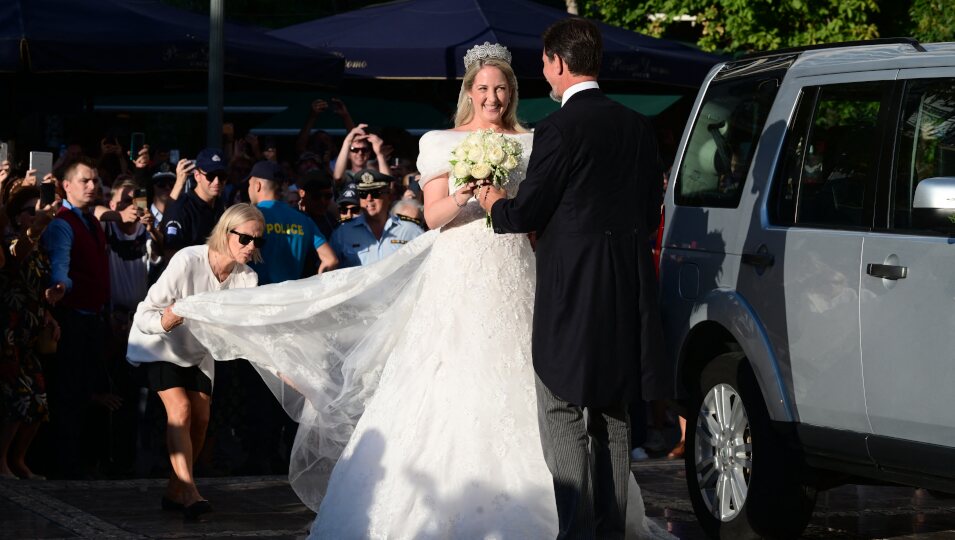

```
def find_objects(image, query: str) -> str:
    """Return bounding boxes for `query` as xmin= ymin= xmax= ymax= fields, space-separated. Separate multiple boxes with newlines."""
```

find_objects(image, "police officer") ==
xmin=159 ymin=148 xmax=226 ymax=261
xmin=336 ymin=183 xmax=361 ymax=224
xmin=247 ymin=160 xmax=338 ymax=283
xmin=330 ymin=168 xmax=424 ymax=268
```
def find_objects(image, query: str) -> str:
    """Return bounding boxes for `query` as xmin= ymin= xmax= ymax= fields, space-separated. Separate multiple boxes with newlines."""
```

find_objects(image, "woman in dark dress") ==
xmin=0 ymin=186 xmax=60 ymax=480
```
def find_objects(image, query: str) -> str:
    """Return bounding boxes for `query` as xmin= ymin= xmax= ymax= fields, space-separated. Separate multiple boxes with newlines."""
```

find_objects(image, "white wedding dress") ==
xmin=174 ymin=130 xmax=671 ymax=539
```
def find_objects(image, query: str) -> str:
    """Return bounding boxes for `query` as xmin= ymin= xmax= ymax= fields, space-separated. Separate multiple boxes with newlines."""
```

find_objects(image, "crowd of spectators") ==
xmin=0 ymin=99 xmax=428 ymax=481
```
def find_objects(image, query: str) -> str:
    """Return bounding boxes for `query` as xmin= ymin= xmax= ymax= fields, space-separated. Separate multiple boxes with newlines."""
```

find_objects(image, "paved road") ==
xmin=3 ymin=460 xmax=955 ymax=538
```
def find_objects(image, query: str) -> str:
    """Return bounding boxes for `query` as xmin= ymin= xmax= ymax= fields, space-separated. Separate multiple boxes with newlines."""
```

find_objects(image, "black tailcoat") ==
xmin=491 ymin=88 xmax=669 ymax=407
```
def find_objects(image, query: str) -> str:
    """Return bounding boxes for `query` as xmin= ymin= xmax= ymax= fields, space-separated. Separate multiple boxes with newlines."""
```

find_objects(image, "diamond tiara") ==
xmin=463 ymin=42 xmax=512 ymax=70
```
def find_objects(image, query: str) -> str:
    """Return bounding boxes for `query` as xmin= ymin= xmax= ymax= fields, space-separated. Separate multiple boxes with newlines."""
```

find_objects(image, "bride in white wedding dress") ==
xmin=174 ymin=44 xmax=670 ymax=540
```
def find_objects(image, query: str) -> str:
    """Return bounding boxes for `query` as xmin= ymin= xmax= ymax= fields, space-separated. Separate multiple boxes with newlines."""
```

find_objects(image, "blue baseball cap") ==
xmin=247 ymin=160 xmax=285 ymax=183
xmin=337 ymin=183 xmax=360 ymax=206
xmin=195 ymin=148 xmax=226 ymax=174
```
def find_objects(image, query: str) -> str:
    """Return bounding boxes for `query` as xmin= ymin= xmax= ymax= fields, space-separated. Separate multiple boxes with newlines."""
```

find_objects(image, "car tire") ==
xmin=686 ymin=351 xmax=816 ymax=539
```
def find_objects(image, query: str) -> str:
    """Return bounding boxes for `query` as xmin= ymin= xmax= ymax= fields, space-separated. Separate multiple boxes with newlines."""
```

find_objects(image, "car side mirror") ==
xmin=913 ymin=177 xmax=955 ymax=233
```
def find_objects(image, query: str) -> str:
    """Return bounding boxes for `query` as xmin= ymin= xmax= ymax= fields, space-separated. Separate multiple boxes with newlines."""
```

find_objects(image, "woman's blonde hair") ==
xmin=207 ymin=203 xmax=266 ymax=264
xmin=453 ymin=58 xmax=526 ymax=132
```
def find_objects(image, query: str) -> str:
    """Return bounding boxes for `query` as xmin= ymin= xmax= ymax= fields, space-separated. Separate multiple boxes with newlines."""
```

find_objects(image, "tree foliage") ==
xmin=582 ymin=0 xmax=881 ymax=53
xmin=909 ymin=0 xmax=955 ymax=42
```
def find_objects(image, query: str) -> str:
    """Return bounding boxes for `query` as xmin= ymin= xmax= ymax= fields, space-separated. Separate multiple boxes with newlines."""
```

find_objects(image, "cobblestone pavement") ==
xmin=2 ymin=460 xmax=955 ymax=539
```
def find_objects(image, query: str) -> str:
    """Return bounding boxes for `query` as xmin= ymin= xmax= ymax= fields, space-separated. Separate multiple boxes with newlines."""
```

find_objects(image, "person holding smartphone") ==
xmin=0 ymin=186 xmax=60 ymax=480
xmin=40 ymin=157 xmax=110 ymax=479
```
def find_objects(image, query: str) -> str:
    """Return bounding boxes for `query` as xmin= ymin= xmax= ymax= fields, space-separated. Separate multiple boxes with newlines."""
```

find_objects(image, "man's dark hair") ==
xmin=542 ymin=18 xmax=602 ymax=77
xmin=62 ymin=156 xmax=97 ymax=182
xmin=301 ymin=170 xmax=333 ymax=199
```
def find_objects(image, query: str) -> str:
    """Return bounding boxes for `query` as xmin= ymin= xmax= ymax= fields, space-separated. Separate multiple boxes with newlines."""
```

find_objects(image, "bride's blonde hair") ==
xmin=454 ymin=58 xmax=527 ymax=133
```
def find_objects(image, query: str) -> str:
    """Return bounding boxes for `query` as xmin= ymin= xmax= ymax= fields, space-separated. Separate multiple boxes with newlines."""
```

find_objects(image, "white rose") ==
xmin=466 ymin=132 xmax=483 ymax=146
xmin=453 ymin=145 xmax=468 ymax=160
xmin=470 ymin=162 xmax=492 ymax=179
xmin=467 ymin=145 xmax=485 ymax=162
xmin=503 ymin=155 xmax=518 ymax=170
xmin=452 ymin=161 xmax=472 ymax=180
xmin=486 ymin=144 xmax=506 ymax=165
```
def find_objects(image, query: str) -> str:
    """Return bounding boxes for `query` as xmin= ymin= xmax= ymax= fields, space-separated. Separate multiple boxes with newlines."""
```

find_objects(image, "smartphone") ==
xmin=130 ymin=132 xmax=145 ymax=159
xmin=29 ymin=151 xmax=54 ymax=181
xmin=0 ymin=142 xmax=8 ymax=163
xmin=40 ymin=182 xmax=56 ymax=205
xmin=133 ymin=188 xmax=148 ymax=211
xmin=169 ymin=148 xmax=180 ymax=165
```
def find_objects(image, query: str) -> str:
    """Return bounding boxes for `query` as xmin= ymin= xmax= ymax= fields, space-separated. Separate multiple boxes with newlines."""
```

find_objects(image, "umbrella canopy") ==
xmin=269 ymin=0 xmax=720 ymax=87
xmin=0 ymin=0 xmax=343 ymax=86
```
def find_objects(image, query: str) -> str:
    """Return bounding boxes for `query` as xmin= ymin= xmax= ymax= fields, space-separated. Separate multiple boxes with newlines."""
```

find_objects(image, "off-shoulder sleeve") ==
xmin=415 ymin=130 xmax=455 ymax=189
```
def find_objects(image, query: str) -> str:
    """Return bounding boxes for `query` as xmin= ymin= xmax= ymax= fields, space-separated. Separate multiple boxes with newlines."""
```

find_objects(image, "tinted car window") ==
xmin=891 ymin=78 xmax=955 ymax=233
xmin=771 ymin=82 xmax=889 ymax=228
xmin=675 ymin=75 xmax=780 ymax=208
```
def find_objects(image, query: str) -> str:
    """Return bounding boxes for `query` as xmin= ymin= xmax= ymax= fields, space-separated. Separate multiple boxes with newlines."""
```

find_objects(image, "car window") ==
xmin=891 ymin=78 xmax=955 ymax=233
xmin=771 ymin=82 xmax=889 ymax=228
xmin=675 ymin=75 xmax=780 ymax=208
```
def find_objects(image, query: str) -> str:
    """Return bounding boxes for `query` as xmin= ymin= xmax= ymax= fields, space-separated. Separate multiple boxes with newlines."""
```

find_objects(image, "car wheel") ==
xmin=686 ymin=351 xmax=815 ymax=539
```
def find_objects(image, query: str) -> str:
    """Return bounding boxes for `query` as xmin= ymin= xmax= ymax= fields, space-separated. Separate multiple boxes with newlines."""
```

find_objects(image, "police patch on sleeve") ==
xmin=165 ymin=220 xmax=182 ymax=237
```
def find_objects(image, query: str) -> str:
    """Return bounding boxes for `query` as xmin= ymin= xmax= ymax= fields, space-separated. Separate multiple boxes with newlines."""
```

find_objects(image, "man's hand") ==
xmin=311 ymin=99 xmax=329 ymax=116
xmin=366 ymin=134 xmax=384 ymax=154
xmin=175 ymin=158 xmax=195 ymax=183
xmin=44 ymin=283 xmax=66 ymax=305
xmin=0 ymin=160 xmax=11 ymax=188
xmin=330 ymin=98 xmax=349 ymax=117
xmin=132 ymin=144 xmax=150 ymax=169
xmin=478 ymin=184 xmax=506 ymax=212
xmin=23 ymin=168 xmax=38 ymax=186
xmin=92 ymin=393 xmax=123 ymax=412
xmin=346 ymin=123 xmax=368 ymax=144
xmin=120 ymin=204 xmax=141 ymax=224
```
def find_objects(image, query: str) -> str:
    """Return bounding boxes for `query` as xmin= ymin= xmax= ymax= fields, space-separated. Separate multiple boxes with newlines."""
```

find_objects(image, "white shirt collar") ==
xmin=561 ymin=81 xmax=600 ymax=107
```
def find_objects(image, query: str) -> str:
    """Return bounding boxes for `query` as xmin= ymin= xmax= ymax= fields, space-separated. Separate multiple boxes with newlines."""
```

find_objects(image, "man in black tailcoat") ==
xmin=479 ymin=17 xmax=669 ymax=539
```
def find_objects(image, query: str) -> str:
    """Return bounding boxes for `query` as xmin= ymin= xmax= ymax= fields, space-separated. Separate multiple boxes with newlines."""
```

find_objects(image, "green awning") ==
xmin=517 ymin=94 xmax=681 ymax=124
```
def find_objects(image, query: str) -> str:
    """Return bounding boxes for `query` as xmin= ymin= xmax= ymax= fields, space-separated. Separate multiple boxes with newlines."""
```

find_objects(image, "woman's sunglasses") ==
xmin=230 ymin=229 xmax=265 ymax=248
xmin=349 ymin=146 xmax=370 ymax=154
xmin=19 ymin=206 xmax=37 ymax=216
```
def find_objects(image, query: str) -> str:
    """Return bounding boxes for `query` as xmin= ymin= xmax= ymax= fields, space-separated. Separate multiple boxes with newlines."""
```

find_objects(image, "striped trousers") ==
xmin=535 ymin=374 xmax=631 ymax=540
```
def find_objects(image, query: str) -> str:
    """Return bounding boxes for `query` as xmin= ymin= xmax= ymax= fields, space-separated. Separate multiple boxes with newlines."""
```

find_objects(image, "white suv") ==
xmin=659 ymin=38 xmax=955 ymax=539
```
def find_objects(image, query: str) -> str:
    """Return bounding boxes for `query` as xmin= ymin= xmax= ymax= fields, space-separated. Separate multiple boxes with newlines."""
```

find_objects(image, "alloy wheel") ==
xmin=694 ymin=383 xmax=753 ymax=521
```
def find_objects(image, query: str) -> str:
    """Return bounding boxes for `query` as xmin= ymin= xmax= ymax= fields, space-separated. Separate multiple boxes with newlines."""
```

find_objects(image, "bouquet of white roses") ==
xmin=449 ymin=129 xmax=523 ymax=227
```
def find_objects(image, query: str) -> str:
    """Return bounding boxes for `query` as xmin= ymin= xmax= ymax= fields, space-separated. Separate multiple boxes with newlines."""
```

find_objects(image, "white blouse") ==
xmin=126 ymin=244 xmax=258 ymax=383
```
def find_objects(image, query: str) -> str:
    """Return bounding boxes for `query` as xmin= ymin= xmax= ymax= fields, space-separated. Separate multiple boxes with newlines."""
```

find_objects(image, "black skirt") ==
xmin=145 ymin=361 xmax=212 ymax=395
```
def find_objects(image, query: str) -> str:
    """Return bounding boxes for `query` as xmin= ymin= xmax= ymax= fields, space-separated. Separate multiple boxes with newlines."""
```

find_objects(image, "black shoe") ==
xmin=183 ymin=500 xmax=213 ymax=520
xmin=161 ymin=496 xmax=184 ymax=511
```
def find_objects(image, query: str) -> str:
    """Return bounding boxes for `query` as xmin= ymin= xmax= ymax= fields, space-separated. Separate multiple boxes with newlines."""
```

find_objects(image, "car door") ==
xmin=861 ymin=71 xmax=955 ymax=456
xmin=750 ymin=77 xmax=894 ymax=435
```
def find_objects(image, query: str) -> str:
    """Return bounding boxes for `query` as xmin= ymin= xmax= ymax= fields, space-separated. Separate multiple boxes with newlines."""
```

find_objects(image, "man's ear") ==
xmin=555 ymin=54 xmax=566 ymax=76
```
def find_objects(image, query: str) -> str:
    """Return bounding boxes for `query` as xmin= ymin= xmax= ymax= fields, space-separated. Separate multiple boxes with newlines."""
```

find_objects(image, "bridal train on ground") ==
xmin=174 ymin=130 xmax=670 ymax=539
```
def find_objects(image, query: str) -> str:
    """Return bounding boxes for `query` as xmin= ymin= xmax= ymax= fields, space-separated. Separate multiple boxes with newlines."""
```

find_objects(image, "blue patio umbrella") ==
xmin=0 ymin=0 xmax=343 ymax=86
xmin=269 ymin=0 xmax=721 ymax=87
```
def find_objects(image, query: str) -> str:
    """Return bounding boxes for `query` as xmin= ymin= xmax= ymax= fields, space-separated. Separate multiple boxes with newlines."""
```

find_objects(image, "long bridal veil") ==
xmin=174 ymin=229 xmax=440 ymax=511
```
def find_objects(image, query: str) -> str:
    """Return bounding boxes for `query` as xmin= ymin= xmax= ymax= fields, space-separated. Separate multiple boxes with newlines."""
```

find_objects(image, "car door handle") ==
xmin=741 ymin=252 xmax=774 ymax=269
xmin=866 ymin=263 xmax=907 ymax=280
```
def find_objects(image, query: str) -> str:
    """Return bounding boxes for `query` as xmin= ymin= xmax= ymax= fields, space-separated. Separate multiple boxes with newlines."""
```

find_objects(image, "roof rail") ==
xmin=736 ymin=37 xmax=926 ymax=61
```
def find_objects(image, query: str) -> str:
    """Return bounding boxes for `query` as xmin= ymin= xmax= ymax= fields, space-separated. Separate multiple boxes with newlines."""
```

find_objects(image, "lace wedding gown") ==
xmin=174 ymin=130 xmax=670 ymax=539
